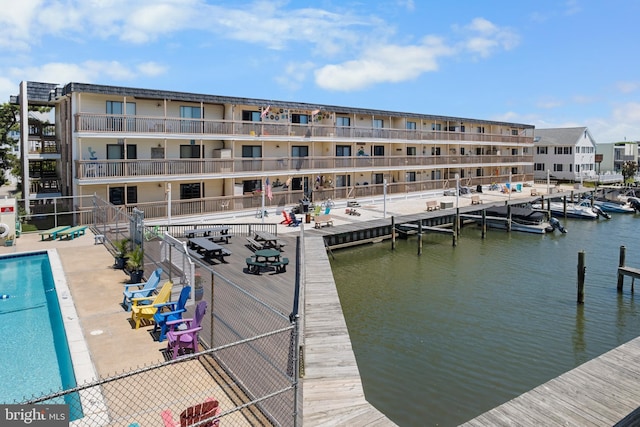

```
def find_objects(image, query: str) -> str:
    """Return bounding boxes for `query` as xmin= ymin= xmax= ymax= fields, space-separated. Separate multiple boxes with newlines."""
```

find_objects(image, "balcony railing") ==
xmin=76 ymin=155 xmax=534 ymax=180
xmin=29 ymin=140 xmax=60 ymax=155
xmin=75 ymin=113 xmax=532 ymax=144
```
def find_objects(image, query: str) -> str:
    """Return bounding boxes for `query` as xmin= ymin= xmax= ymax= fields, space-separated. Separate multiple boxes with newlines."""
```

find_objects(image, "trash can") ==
xmin=305 ymin=213 xmax=311 ymax=223
xmin=301 ymin=200 xmax=310 ymax=213
xmin=477 ymin=184 xmax=483 ymax=193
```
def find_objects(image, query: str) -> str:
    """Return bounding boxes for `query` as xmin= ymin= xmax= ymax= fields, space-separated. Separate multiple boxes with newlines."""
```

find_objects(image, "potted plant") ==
xmin=113 ymin=238 xmax=130 ymax=269
xmin=125 ymin=245 xmax=145 ymax=284
xmin=194 ymin=273 xmax=204 ymax=301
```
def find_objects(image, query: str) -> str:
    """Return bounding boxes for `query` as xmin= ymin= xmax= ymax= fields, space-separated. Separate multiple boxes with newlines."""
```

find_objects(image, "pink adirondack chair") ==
xmin=166 ymin=301 xmax=207 ymax=359
xmin=161 ymin=397 xmax=221 ymax=427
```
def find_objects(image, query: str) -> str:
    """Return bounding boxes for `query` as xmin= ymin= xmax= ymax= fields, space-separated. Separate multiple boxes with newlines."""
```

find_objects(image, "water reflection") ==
xmin=332 ymin=215 xmax=640 ymax=426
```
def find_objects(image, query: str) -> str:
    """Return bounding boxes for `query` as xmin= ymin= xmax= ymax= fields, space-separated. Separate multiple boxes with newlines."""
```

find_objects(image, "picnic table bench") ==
xmin=188 ymin=237 xmax=232 ymax=263
xmin=246 ymin=237 xmax=265 ymax=251
xmin=426 ymin=200 xmax=440 ymax=211
xmin=58 ymin=225 xmax=88 ymax=240
xmin=245 ymin=250 xmax=289 ymax=274
xmin=184 ymin=226 xmax=231 ymax=239
xmin=314 ymin=214 xmax=334 ymax=228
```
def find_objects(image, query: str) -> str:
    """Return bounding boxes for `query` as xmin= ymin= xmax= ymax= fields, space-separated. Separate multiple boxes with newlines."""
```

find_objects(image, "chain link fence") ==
xmin=19 ymin=195 xmax=301 ymax=426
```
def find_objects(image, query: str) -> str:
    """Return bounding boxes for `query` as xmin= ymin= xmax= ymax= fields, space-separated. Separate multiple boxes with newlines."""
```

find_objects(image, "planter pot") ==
xmin=129 ymin=270 xmax=144 ymax=284
xmin=194 ymin=286 xmax=204 ymax=301
xmin=114 ymin=256 xmax=128 ymax=270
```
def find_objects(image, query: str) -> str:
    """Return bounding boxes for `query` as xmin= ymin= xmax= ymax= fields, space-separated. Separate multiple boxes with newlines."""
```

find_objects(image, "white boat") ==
xmin=532 ymin=199 xmax=602 ymax=220
xmin=592 ymin=198 xmax=636 ymax=213
xmin=482 ymin=206 xmax=566 ymax=234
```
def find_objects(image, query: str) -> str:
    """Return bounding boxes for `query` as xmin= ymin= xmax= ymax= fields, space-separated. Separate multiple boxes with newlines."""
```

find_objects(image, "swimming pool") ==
xmin=0 ymin=251 xmax=93 ymax=420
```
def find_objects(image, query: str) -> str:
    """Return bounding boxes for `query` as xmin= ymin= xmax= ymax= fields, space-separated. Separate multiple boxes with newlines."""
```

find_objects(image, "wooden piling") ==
xmin=391 ymin=216 xmax=396 ymax=250
xmin=617 ymin=245 xmax=626 ymax=292
xmin=452 ymin=214 xmax=458 ymax=247
xmin=506 ymin=204 xmax=512 ymax=232
xmin=481 ymin=209 xmax=486 ymax=239
xmin=418 ymin=222 xmax=423 ymax=255
xmin=577 ymin=251 xmax=585 ymax=304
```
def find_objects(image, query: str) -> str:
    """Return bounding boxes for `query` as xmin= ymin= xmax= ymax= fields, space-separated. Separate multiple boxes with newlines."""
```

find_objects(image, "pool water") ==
xmin=0 ymin=252 xmax=80 ymax=417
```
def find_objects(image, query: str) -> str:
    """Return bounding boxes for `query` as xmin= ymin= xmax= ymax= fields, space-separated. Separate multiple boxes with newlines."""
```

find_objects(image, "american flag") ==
xmin=261 ymin=105 xmax=270 ymax=119
xmin=265 ymin=177 xmax=273 ymax=201
xmin=311 ymin=109 xmax=320 ymax=116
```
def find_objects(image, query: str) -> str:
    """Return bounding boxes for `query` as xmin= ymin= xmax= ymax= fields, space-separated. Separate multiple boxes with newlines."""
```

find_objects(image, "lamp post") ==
xmin=383 ymin=178 xmax=388 ymax=218
xmin=455 ymin=173 xmax=460 ymax=234
xmin=166 ymin=182 xmax=172 ymax=225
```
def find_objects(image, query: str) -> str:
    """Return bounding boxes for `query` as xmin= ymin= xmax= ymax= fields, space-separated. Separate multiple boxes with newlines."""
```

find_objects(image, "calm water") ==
xmin=330 ymin=214 xmax=640 ymax=427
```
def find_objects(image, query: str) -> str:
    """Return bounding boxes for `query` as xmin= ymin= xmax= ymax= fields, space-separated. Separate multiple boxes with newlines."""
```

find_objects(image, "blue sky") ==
xmin=1 ymin=0 xmax=639 ymax=144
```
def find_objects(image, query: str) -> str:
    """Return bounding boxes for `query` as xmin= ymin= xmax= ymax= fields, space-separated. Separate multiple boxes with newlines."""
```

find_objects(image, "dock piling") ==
xmin=577 ymin=251 xmax=585 ymax=304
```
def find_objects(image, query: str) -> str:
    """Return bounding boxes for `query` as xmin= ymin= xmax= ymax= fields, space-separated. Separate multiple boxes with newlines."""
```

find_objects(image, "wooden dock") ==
xmin=461 ymin=336 xmax=640 ymax=426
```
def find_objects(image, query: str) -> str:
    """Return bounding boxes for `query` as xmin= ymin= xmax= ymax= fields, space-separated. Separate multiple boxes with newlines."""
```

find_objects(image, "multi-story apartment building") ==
xmin=532 ymin=127 xmax=597 ymax=182
xmin=13 ymin=81 xmax=534 ymax=219
xmin=596 ymin=141 xmax=639 ymax=174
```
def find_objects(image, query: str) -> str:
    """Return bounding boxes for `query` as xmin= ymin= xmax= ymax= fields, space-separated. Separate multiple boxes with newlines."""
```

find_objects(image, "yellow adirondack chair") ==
xmin=131 ymin=281 xmax=173 ymax=329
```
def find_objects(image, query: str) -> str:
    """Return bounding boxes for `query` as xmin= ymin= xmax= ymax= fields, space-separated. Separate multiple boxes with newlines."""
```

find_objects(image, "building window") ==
xmin=292 ymin=146 xmax=309 ymax=157
xmin=107 ymin=144 xmax=137 ymax=159
xmin=432 ymin=123 xmax=442 ymax=131
xmin=432 ymin=147 xmax=441 ymax=156
xmin=511 ymin=148 xmax=518 ymax=155
xmin=292 ymin=114 xmax=309 ymax=124
xmin=374 ymin=173 xmax=384 ymax=184
xmin=537 ymin=146 xmax=548 ymax=155
xmin=373 ymin=119 xmax=383 ymax=128
xmin=511 ymin=129 xmax=518 ymax=135
xmin=406 ymin=172 xmax=416 ymax=182
xmin=373 ymin=145 xmax=385 ymax=156
xmin=335 ymin=175 xmax=350 ymax=187
xmin=406 ymin=121 xmax=416 ymax=130
xmin=106 ymin=101 xmax=136 ymax=131
xmin=242 ymin=110 xmax=261 ymax=121
xmin=431 ymin=170 xmax=441 ymax=180
xmin=242 ymin=180 xmax=261 ymax=193
xmin=180 ymin=183 xmax=202 ymax=199
xmin=180 ymin=144 xmax=201 ymax=158
xmin=477 ymin=126 xmax=485 ymax=133
xmin=242 ymin=145 xmax=262 ymax=158
xmin=407 ymin=147 xmax=416 ymax=156
xmin=476 ymin=168 xmax=484 ymax=177
xmin=336 ymin=117 xmax=350 ymax=127
xmin=554 ymin=164 xmax=563 ymax=172
xmin=180 ymin=106 xmax=202 ymax=132
xmin=534 ymin=163 xmax=545 ymax=171
xmin=109 ymin=186 xmax=137 ymax=205
xmin=336 ymin=145 xmax=351 ymax=156
xmin=511 ymin=167 xmax=518 ymax=175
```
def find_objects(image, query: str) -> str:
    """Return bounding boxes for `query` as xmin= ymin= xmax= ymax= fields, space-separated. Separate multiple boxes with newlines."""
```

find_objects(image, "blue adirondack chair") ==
xmin=122 ymin=268 xmax=163 ymax=311
xmin=153 ymin=285 xmax=192 ymax=342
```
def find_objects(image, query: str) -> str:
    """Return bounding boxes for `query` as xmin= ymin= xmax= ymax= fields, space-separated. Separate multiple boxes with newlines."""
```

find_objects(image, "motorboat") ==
xmin=592 ymin=198 xmax=636 ymax=213
xmin=532 ymin=199 xmax=606 ymax=220
xmin=481 ymin=205 xmax=566 ymax=234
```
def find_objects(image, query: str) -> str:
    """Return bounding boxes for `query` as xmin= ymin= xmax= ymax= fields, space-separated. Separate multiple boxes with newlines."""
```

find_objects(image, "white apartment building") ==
xmin=532 ymin=127 xmax=597 ymax=182
xmin=13 ymin=81 xmax=535 ymax=220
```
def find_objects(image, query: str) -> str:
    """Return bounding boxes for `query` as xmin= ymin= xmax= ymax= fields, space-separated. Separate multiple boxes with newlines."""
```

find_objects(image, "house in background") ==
xmin=596 ymin=141 xmax=639 ymax=174
xmin=532 ymin=127 xmax=597 ymax=182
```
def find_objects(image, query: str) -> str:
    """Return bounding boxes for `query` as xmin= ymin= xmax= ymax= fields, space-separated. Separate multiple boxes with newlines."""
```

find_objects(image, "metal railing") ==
xmin=76 ymin=154 xmax=535 ymax=179
xmin=75 ymin=113 xmax=533 ymax=145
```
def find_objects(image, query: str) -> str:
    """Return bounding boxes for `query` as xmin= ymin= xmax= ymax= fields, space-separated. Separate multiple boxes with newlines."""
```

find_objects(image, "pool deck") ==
xmin=4 ymin=184 xmax=640 ymax=425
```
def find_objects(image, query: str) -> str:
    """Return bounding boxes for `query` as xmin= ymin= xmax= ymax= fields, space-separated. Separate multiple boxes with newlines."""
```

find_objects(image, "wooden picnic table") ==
xmin=253 ymin=231 xmax=285 ymax=250
xmin=188 ymin=237 xmax=232 ymax=263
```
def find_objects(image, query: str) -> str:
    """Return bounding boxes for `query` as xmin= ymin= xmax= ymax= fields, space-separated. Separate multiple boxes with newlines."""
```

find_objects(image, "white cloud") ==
xmin=314 ymin=37 xmax=454 ymax=91
xmin=275 ymin=61 xmax=316 ymax=91
xmin=616 ymin=81 xmax=640 ymax=94
xmin=458 ymin=18 xmax=519 ymax=57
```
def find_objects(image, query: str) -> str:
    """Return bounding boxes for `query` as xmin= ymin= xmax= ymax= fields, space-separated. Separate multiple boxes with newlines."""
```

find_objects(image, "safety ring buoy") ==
xmin=0 ymin=223 xmax=9 ymax=238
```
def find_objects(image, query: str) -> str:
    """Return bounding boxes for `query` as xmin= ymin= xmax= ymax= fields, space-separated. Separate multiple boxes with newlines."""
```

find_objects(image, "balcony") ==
xmin=76 ymin=154 xmax=534 ymax=180
xmin=29 ymin=140 xmax=60 ymax=155
xmin=74 ymin=113 xmax=533 ymax=145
